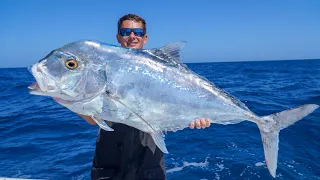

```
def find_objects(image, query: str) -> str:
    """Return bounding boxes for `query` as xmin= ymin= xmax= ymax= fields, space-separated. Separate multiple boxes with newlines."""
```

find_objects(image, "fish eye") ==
xmin=65 ymin=59 xmax=78 ymax=70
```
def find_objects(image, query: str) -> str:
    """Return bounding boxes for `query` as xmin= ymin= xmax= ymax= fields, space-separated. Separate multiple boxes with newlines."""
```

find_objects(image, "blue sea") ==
xmin=0 ymin=59 xmax=319 ymax=180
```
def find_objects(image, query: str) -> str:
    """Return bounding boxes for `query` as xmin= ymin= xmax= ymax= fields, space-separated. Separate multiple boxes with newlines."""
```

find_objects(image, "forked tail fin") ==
xmin=257 ymin=104 xmax=319 ymax=178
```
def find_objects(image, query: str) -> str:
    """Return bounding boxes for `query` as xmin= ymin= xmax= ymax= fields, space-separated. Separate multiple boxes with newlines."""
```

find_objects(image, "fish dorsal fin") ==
xmin=144 ymin=41 xmax=187 ymax=67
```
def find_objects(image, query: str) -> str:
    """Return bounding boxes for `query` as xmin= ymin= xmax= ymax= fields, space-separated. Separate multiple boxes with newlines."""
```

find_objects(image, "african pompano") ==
xmin=28 ymin=40 xmax=318 ymax=178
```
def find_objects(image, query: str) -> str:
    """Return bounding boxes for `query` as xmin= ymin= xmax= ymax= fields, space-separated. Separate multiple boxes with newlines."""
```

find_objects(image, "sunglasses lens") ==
xmin=133 ymin=29 xmax=144 ymax=37
xmin=119 ymin=28 xmax=145 ymax=37
xmin=120 ymin=28 xmax=131 ymax=36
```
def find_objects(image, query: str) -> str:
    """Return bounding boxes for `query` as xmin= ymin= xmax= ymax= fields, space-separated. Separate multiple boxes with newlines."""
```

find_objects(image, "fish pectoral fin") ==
xmin=92 ymin=116 xmax=114 ymax=131
xmin=101 ymin=95 xmax=118 ymax=120
xmin=151 ymin=132 xmax=168 ymax=154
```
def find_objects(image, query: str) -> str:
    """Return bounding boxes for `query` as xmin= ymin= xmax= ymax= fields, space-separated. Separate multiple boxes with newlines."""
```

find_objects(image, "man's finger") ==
xmin=200 ymin=118 xmax=206 ymax=129
xmin=195 ymin=119 xmax=201 ymax=129
xmin=205 ymin=119 xmax=211 ymax=127
xmin=189 ymin=122 xmax=195 ymax=129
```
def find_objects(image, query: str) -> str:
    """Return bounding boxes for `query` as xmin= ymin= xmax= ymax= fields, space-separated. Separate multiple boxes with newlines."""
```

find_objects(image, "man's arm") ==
xmin=78 ymin=114 xmax=97 ymax=125
xmin=79 ymin=114 xmax=211 ymax=129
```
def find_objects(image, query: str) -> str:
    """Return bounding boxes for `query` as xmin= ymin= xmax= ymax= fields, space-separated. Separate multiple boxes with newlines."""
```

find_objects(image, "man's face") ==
xmin=116 ymin=20 xmax=148 ymax=49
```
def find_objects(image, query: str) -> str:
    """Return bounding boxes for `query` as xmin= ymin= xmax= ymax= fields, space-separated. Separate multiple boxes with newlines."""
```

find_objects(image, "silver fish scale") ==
xmin=104 ymin=53 xmax=250 ymax=133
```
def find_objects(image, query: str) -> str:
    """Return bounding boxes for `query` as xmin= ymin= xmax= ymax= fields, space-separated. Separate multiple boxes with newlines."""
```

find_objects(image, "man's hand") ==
xmin=189 ymin=118 xmax=211 ymax=129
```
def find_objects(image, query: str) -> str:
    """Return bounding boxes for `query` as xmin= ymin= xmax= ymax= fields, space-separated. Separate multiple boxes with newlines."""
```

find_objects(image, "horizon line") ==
xmin=0 ymin=58 xmax=319 ymax=69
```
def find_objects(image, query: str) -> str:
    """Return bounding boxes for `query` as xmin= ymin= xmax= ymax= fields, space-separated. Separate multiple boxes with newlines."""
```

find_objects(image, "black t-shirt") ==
xmin=90 ymin=123 xmax=166 ymax=180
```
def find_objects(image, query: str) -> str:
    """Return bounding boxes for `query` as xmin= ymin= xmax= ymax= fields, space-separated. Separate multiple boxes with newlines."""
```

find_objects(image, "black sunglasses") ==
xmin=119 ymin=28 xmax=145 ymax=37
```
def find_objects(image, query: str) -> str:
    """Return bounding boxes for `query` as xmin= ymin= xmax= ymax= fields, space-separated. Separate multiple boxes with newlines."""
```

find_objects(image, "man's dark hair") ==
xmin=117 ymin=14 xmax=147 ymax=34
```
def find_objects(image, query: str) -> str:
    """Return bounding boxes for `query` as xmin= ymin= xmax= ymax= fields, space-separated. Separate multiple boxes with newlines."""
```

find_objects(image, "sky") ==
xmin=0 ymin=0 xmax=319 ymax=68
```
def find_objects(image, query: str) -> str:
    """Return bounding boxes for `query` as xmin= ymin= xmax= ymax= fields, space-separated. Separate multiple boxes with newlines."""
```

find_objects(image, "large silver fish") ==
xmin=28 ymin=40 xmax=318 ymax=178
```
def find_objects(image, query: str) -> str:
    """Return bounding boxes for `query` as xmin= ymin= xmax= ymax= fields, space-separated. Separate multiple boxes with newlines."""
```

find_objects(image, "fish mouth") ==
xmin=28 ymin=82 xmax=40 ymax=90
xmin=28 ymin=81 xmax=56 ymax=91
xmin=28 ymin=82 xmax=47 ymax=96
xmin=28 ymin=82 xmax=74 ymax=105
xmin=28 ymin=65 xmax=42 ymax=94
xmin=28 ymin=63 xmax=58 ymax=94
xmin=28 ymin=81 xmax=56 ymax=95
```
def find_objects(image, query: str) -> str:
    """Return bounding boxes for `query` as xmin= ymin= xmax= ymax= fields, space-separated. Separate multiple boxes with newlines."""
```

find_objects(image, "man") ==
xmin=81 ymin=14 xmax=211 ymax=180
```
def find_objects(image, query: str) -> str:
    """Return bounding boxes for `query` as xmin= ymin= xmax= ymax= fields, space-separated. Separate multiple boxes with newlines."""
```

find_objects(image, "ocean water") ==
xmin=0 ymin=59 xmax=319 ymax=180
